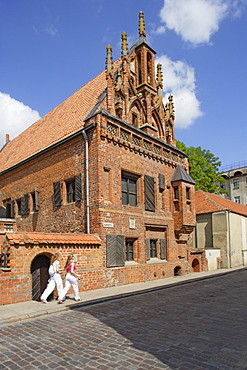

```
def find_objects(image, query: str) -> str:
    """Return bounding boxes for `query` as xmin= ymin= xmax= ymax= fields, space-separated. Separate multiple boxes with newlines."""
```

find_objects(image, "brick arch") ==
xmin=174 ymin=265 xmax=182 ymax=276
xmin=192 ymin=258 xmax=200 ymax=272
xmin=128 ymin=99 xmax=145 ymax=127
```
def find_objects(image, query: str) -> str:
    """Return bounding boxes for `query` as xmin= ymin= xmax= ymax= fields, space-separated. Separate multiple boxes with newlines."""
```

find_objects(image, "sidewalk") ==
xmin=0 ymin=266 xmax=246 ymax=326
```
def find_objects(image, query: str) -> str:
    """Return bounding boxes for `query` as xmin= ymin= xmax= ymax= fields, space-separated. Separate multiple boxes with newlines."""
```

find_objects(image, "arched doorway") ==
xmin=174 ymin=266 xmax=181 ymax=276
xmin=31 ymin=254 xmax=51 ymax=301
xmin=192 ymin=258 xmax=200 ymax=272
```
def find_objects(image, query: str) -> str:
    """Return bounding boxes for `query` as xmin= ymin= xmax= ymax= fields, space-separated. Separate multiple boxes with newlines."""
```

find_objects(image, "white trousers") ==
xmin=40 ymin=273 xmax=63 ymax=301
xmin=59 ymin=273 xmax=80 ymax=300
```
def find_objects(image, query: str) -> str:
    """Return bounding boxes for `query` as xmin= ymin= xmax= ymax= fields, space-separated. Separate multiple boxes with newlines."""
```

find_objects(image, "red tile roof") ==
xmin=0 ymin=59 xmax=121 ymax=173
xmin=5 ymin=232 xmax=101 ymax=246
xmin=195 ymin=190 xmax=247 ymax=217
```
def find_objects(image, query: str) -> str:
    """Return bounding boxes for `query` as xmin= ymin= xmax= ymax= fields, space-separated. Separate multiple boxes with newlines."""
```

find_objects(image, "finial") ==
xmin=106 ymin=45 xmax=113 ymax=74
xmin=168 ymin=94 xmax=175 ymax=116
xmin=121 ymin=32 xmax=128 ymax=58
xmin=156 ymin=63 xmax=163 ymax=89
xmin=139 ymin=11 xmax=146 ymax=37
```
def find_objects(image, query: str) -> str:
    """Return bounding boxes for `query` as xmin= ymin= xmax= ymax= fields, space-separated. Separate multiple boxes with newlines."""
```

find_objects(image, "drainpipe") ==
xmin=82 ymin=122 xmax=96 ymax=234
xmin=228 ymin=210 xmax=232 ymax=268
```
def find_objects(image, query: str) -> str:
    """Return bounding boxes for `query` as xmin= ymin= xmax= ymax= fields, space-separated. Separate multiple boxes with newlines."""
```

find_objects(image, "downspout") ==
xmin=228 ymin=210 xmax=232 ymax=268
xmin=82 ymin=122 xmax=96 ymax=234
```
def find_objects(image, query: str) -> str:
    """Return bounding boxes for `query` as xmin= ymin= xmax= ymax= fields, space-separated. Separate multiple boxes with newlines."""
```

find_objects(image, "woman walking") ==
xmin=40 ymin=253 xmax=63 ymax=303
xmin=58 ymin=254 xmax=81 ymax=303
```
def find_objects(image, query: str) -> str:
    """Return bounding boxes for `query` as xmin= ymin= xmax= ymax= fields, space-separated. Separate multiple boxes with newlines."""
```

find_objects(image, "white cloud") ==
xmin=159 ymin=0 xmax=230 ymax=45
xmin=156 ymin=55 xmax=203 ymax=128
xmin=0 ymin=93 xmax=40 ymax=150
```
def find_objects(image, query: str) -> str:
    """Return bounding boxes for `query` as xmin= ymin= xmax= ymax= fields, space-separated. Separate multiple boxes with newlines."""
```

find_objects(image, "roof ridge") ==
xmin=198 ymin=189 xmax=225 ymax=211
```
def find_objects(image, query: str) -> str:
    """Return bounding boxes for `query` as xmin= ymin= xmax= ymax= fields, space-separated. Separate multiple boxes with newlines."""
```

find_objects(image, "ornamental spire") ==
xmin=156 ymin=63 xmax=163 ymax=89
xmin=139 ymin=11 xmax=146 ymax=37
xmin=105 ymin=44 xmax=113 ymax=76
xmin=121 ymin=32 xmax=128 ymax=58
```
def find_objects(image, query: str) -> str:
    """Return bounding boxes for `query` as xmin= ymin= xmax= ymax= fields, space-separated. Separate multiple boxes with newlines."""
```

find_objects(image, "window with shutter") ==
xmin=144 ymin=175 xmax=155 ymax=211
xmin=106 ymin=235 xmax=125 ymax=267
xmin=21 ymin=194 xmax=29 ymax=215
xmin=122 ymin=174 xmax=137 ymax=207
xmin=158 ymin=173 xmax=165 ymax=190
xmin=146 ymin=238 xmax=150 ymax=261
xmin=160 ymin=238 xmax=167 ymax=259
xmin=53 ymin=181 xmax=62 ymax=207
xmin=75 ymin=173 xmax=82 ymax=201
xmin=31 ymin=189 xmax=39 ymax=212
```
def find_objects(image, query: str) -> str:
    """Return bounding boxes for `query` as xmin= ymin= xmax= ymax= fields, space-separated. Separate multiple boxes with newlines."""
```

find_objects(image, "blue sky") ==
xmin=1 ymin=0 xmax=247 ymax=169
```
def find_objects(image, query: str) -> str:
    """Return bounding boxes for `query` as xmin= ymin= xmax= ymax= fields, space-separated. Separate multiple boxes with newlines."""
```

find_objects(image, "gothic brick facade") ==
xmin=0 ymin=12 xmax=207 ymax=305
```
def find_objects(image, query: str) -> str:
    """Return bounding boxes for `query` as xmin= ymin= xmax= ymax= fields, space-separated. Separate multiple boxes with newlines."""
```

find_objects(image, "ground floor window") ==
xmin=125 ymin=239 xmax=134 ymax=261
xmin=150 ymin=239 xmax=157 ymax=258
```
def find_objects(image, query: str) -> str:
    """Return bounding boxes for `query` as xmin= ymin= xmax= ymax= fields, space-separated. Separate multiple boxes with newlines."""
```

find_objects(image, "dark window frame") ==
xmin=122 ymin=173 xmax=138 ymax=207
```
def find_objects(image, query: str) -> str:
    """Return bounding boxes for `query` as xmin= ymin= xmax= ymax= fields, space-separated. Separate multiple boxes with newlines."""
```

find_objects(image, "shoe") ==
xmin=41 ymin=299 xmax=47 ymax=304
xmin=58 ymin=300 xmax=63 ymax=304
xmin=75 ymin=298 xmax=81 ymax=301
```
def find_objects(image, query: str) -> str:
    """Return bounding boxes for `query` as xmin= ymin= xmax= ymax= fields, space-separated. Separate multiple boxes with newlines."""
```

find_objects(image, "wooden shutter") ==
xmin=10 ymin=200 xmax=15 ymax=218
xmin=144 ymin=175 xmax=155 ymax=211
xmin=159 ymin=173 xmax=165 ymax=190
xmin=53 ymin=181 xmax=61 ymax=207
xmin=21 ymin=194 xmax=29 ymax=215
xmin=35 ymin=188 xmax=39 ymax=211
xmin=106 ymin=235 xmax=125 ymax=267
xmin=75 ymin=173 xmax=82 ymax=201
xmin=160 ymin=238 xmax=167 ymax=259
xmin=146 ymin=238 xmax=150 ymax=261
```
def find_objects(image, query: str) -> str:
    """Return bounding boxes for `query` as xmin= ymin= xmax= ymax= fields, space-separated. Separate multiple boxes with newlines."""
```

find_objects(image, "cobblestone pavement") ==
xmin=1 ymin=269 xmax=247 ymax=370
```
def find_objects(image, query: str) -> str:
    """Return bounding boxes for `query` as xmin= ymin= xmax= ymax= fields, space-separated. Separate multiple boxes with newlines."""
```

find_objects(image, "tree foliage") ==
xmin=176 ymin=140 xmax=225 ymax=193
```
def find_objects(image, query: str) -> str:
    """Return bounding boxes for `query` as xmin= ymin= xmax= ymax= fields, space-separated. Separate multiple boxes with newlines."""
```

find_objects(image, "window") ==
xmin=186 ymin=187 xmax=190 ymax=200
xmin=122 ymin=175 xmax=137 ymax=207
xmin=174 ymin=186 xmax=179 ymax=199
xmin=233 ymin=178 xmax=239 ymax=189
xmin=234 ymin=196 xmax=240 ymax=204
xmin=3 ymin=200 xmax=14 ymax=218
xmin=16 ymin=199 xmax=22 ymax=215
xmin=31 ymin=189 xmax=39 ymax=212
xmin=150 ymin=239 xmax=157 ymax=258
xmin=125 ymin=240 xmax=134 ymax=261
xmin=66 ymin=179 xmax=75 ymax=203
xmin=132 ymin=113 xmax=138 ymax=126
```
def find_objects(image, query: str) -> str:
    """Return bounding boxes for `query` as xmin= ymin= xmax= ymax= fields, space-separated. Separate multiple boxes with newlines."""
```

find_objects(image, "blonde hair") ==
xmin=64 ymin=254 xmax=74 ymax=269
xmin=50 ymin=253 xmax=59 ymax=265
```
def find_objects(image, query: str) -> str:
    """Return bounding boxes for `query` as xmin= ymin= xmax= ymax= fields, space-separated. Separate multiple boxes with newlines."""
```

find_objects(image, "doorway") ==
xmin=192 ymin=258 xmax=200 ymax=272
xmin=31 ymin=254 xmax=51 ymax=301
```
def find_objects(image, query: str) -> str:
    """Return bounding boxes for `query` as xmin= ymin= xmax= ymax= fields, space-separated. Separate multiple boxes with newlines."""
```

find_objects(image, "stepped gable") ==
xmin=0 ymin=60 xmax=121 ymax=174
xmin=195 ymin=189 xmax=247 ymax=217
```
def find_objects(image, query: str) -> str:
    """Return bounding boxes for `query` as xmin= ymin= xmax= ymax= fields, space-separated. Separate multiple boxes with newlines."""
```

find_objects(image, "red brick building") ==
xmin=0 ymin=12 xmax=206 ymax=305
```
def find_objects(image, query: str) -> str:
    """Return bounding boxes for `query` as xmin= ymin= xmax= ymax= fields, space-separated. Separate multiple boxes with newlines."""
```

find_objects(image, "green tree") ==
xmin=176 ymin=140 xmax=225 ymax=193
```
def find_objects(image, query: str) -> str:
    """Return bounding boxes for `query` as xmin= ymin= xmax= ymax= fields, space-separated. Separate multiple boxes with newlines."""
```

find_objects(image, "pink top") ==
xmin=67 ymin=261 xmax=76 ymax=273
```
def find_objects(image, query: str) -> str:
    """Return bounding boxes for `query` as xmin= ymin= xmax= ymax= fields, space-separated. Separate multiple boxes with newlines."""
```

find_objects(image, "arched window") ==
xmin=147 ymin=52 xmax=152 ymax=84
xmin=137 ymin=53 xmax=142 ymax=85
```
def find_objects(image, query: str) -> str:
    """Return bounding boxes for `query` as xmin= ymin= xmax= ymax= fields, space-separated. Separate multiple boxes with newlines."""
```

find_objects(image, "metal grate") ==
xmin=0 ymin=253 xmax=8 ymax=268
xmin=132 ymin=135 xmax=141 ymax=147
xmin=107 ymin=122 xmax=118 ymax=136
xmin=120 ymin=129 xmax=130 ymax=142
xmin=143 ymin=140 xmax=151 ymax=151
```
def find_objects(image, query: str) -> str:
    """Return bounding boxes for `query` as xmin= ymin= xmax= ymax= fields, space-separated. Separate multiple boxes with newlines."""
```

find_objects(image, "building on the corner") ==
xmin=195 ymin=190 xmax=247 ymax=270
xmin=220 ymin=162 xmax=247 ymax=206
xmin=0 ymin=12 xmax=207 ymax=305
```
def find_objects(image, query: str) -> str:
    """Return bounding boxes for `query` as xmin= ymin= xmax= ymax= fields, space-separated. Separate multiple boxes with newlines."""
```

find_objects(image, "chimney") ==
xmin=6 ymin=134 xmax=9 ymax=143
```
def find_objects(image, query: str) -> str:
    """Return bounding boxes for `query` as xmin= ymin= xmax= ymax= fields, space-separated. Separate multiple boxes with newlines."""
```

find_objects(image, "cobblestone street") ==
xmin=1 ymin=269 xmax=247 ymax=370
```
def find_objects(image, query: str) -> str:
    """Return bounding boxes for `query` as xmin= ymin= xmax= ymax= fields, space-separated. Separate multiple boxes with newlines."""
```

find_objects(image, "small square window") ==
xmin=234 ymin=196 xmax=240 ymax=204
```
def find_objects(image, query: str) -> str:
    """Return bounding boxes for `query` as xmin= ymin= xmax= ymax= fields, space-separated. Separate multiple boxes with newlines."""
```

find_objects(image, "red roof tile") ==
xmin=0 ymin=59 xmax=121 ymax=173
xmin=5 ymin=232 xmax=101 ymax=246
xmin=195 ymin=190 xmax=247 ymax=217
